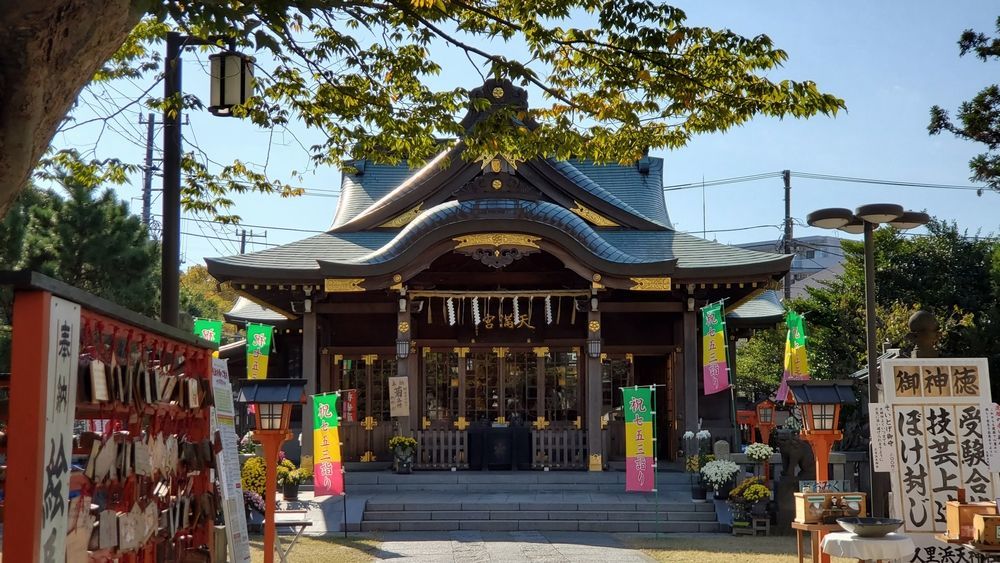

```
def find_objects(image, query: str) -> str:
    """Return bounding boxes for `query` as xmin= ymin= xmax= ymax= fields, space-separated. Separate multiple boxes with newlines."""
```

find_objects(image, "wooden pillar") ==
xmin=682 ymin=309 xmax=699 ymax=434
xmin=727 ymin=336 xmax=740 ymax=450
xmin=301 ymin=310 xmax=318 ymax=457
xmin=533 ymin=347 xmax=547 ymax=422
xmin=4 ymin=291 xmax=49 ymax=563
xmin=456 ymin=347 xmax=468 ymax=421
xmin=398 ymin=296 xmax=416 ymax=434
xmin=587 ymin=302 xmax=603 ymax=470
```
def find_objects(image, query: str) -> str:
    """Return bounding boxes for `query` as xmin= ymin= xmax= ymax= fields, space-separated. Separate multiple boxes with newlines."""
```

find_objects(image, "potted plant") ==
xmin=682 ymin=429 xmax=715 ymax=501
xmin=701 ymin=459 xmax=740 ymax=500
xmin=389 ymin=435 xmax=418 ymax=474
xmin=243 ymin=489 xmax=266 ymax=532
xmin=745 ymin=442 xmax=774 ymax=477
xmin=277 ymin=457 xmax=304 ymax=500
xmin=238 ymin=431 xmax=257 ymax=467
xmin=728 ymin=476 xmax=771 ymax=527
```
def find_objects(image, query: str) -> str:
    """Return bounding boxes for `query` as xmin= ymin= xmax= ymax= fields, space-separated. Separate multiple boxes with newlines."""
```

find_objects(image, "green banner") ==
xmin=787 ymin=310 xmax=807 ymax=347
xmin=313 ymin=393 xmax=341 ymax=429
xmin=246 ymin=323 xmax=273 ymax=380
xmin=193 ymin=318 xmax=223 ymax=345
xmin=622 ymin=387 xmax=652 ymax=423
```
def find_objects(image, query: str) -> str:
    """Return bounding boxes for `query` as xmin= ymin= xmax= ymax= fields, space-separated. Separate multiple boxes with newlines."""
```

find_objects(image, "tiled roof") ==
xmin=599 ymin=231 xmax=788 ymax=270
xmin=352 ymin=199 xmax=644 ymax=265
xmin=224 ymin=296 xmax=292 ymax=323
xmin=567 ymin=158 xmax=672 ymax=228
xmin=727 ymin=290 xmax=785 ymax=323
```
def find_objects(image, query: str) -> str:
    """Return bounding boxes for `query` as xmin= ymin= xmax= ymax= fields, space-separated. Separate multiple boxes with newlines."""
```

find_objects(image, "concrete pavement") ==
xmin=371 ymin=531 xmax=655 ymax=562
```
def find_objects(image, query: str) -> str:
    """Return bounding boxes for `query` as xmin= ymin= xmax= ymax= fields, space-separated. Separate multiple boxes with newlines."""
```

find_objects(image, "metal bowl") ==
xmin=837 ymin=517 xmax=904 ymax=538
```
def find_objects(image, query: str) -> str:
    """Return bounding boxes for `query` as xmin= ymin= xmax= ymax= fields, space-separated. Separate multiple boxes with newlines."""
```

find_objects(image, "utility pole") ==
xmin=139 ymin=113 xmax=157 ymax=229
xmin=782 ymin=169 xmax=793 ymax=301
xmin=239 ymin=229 xmax=266 ymax=254
xmin=161 ymin=32 xmax=184 ymax=327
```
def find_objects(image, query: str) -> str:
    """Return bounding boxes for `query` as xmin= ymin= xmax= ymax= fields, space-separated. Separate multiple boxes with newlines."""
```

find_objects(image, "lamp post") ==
xmin=755 ymin=399 xmax=776 ymax=445
xmin=161 ymin=32 xmax=254 ymax=326
xmin=238 ymin=379 xmax=306 ymax=563
xmin=806 ymin=204 xmax=929 ymax=513
xmin=786 ymin=380 xmax=857 ymax=482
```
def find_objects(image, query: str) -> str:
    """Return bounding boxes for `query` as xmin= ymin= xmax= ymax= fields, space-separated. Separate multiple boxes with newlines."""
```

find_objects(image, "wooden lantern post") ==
xmin=239 ymin=379 xmax=307 ymax=563
xmin=755 ymin=399 xmax=776 ymax=445
xmin=786 ymin=380 xmax=857 ymax=482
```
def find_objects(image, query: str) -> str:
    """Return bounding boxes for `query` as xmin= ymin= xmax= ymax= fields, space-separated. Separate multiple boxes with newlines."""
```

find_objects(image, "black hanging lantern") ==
xmin=208 ymin=51 xmax=255 ymax=116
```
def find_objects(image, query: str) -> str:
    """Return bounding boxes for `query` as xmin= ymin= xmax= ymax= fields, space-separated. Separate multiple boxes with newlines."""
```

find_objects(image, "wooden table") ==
xmin=791 ymin=522 xmax=843 ymax=563
xmin=273 ymin=509 xmax=313 ymax=563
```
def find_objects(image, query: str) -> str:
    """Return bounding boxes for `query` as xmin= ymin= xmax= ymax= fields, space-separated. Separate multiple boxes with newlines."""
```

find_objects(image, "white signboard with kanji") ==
xmin=881 ymin=358 xmax=996 ymax=535
xmin=42 ymin=297 xmax=80 ymax=563
xmin=388 ymin=376 xmax=410 ymax=417
xmin=870 ymin=403 xmax=897 ymax=473
xmin=211 ymin=359 xmax=251 ymax=563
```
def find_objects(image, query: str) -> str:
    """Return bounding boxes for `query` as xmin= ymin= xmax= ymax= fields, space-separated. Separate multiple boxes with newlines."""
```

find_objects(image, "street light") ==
xmin=238 ymin=379 xmax=307 ymax=563
xmin=806 ymin=203 xmax=929 ymax=513
xmin=161 ymin=32 xmax=255 ymax=327
xmin=755 ymin=399 xmax=776 ymax=445
xmin=786 ymin=380 xmax=857 ymax=482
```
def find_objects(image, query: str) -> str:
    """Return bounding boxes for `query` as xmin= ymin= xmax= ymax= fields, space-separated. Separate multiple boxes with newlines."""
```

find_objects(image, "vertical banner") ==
xmin=775 ymin=311 xmax=811 ymax=402
xmin=210 ymin=359 xmax=251 ymax=563
xmin=343 ymin=389 xmax=359 ymax=423
xmin=246 ymin=323 xmax=273 ymax=380
xmin=388 ymin=376 xmax=410 ymax=417
xmin=623 ymin=386 xmax=655 ymax=492
xmin=313 ymin=393 xmax=345 ymax=496
xmin=880 ymin=358 xmax=995 ymax=536
xmin=701 ymin=302 xmax=730 ymax=395
xmin=44 ymin=297 xmax=80 ymax=563
xmin=193 ymin=318 xmax=224 ymax=345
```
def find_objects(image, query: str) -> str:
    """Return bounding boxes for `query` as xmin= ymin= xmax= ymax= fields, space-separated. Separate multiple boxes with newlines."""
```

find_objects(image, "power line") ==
xmin=181 ymin=231 xmax=279 ymax=248
xmin=791 ymin=171 xmax=983 ymax=192
xmin=663 ymin=172 xmax=780 ymax=191
xmin=688 ymin=223 xmax=783 ymax=234
xmin=154 ymin=214 xmax=325 ymax=234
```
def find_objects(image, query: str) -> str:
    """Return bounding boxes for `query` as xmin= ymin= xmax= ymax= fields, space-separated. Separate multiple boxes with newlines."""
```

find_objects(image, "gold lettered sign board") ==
xmin=880 ymin=358 xmax=996 ymax=536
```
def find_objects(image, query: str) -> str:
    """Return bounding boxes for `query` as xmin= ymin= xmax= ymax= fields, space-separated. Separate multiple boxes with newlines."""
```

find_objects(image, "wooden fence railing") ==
xmin=531 ymin=429 xmax=587 ymax=469
xmin=415 ymin=430 xmax=469 ymax=469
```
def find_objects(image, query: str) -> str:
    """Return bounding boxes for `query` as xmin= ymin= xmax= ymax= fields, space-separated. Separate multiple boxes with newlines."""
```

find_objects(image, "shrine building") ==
xmin=206 ymin=80 xmax=790 ymax=470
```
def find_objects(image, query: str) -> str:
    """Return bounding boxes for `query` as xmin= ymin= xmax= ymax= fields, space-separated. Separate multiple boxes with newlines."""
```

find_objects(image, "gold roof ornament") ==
xmin=629 ymin=277 xmax=673 ymax=291
xmin=378 ymin=203 xmax=423 ymax=228
xmin=453 ymin=233 xmax=541 ymax=250
xmin=571 ymin=201 xmax=619 ymax=227
xmin=324 ymin=278 xmax=366 ymax=292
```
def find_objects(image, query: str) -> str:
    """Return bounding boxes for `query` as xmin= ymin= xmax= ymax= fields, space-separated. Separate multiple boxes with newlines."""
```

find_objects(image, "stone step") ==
xmin=359 ymin=519 xmax=721 ymax=533
xmin=362 ymin=510 xmax=718 ymax=522
xmin=364 ymin=501 xmax=715 ymax=513
xmin=344 ymin=471 xmax=693 ymax=486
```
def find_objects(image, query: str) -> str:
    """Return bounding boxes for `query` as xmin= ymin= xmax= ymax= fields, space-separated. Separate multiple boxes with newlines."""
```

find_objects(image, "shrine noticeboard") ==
xmin=388 ymin=376 xmax=410 ymax=417
xmin=211 ymin=359 xmax=251 ymax=563
xmin=880 ymin=358 xmax=997 ymax=534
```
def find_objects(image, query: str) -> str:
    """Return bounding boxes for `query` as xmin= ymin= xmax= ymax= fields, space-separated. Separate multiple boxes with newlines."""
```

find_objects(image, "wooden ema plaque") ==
xmin=793 ymin=492 xmax=867 ymax=524
xmin=946 ymin=501 xmax=999 ymax=542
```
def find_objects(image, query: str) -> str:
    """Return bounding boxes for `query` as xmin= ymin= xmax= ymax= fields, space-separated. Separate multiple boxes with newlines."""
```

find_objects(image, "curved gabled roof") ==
xmin=342 ymin=199 xmax=650 ymax=266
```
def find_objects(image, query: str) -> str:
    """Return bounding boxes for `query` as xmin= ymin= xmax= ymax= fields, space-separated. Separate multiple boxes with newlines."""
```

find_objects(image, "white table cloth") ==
xmin=821 ymin=532 xmax=915 ymax=562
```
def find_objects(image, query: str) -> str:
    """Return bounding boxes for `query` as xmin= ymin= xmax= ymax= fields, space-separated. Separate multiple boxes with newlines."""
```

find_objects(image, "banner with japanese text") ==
xmin=193 ymin=318 xmax=223 ymax=345
xmin=776 ymin=310 xmax=810 ymax=402
xmin=701 ymin=302 xmax=730 ymax=395
xmin=246 ymin=324 xmax=273 ymax=380
xmin=880 ymin=358 xmax=996 ymax=537
xmin=312 ymin=393 xmax=344 ymax=496
xmin=623 ymin=386 xmax=655 ymax=492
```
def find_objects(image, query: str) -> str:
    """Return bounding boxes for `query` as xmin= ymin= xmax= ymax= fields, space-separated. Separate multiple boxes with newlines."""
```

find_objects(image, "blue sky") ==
xmin=52 ymin=2 xmax=999 ymax=265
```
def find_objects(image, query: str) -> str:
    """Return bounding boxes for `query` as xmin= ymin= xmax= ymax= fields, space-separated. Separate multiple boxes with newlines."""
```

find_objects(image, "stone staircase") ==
xmin=347 ymin=471 xmax=721 ymax=533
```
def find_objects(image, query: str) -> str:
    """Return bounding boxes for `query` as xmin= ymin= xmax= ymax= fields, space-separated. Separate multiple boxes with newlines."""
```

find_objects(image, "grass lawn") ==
xmin=627 ymin=534 xmax=855 ymax=563
xmin=249 ymin=534 xmax=380 ymax=563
